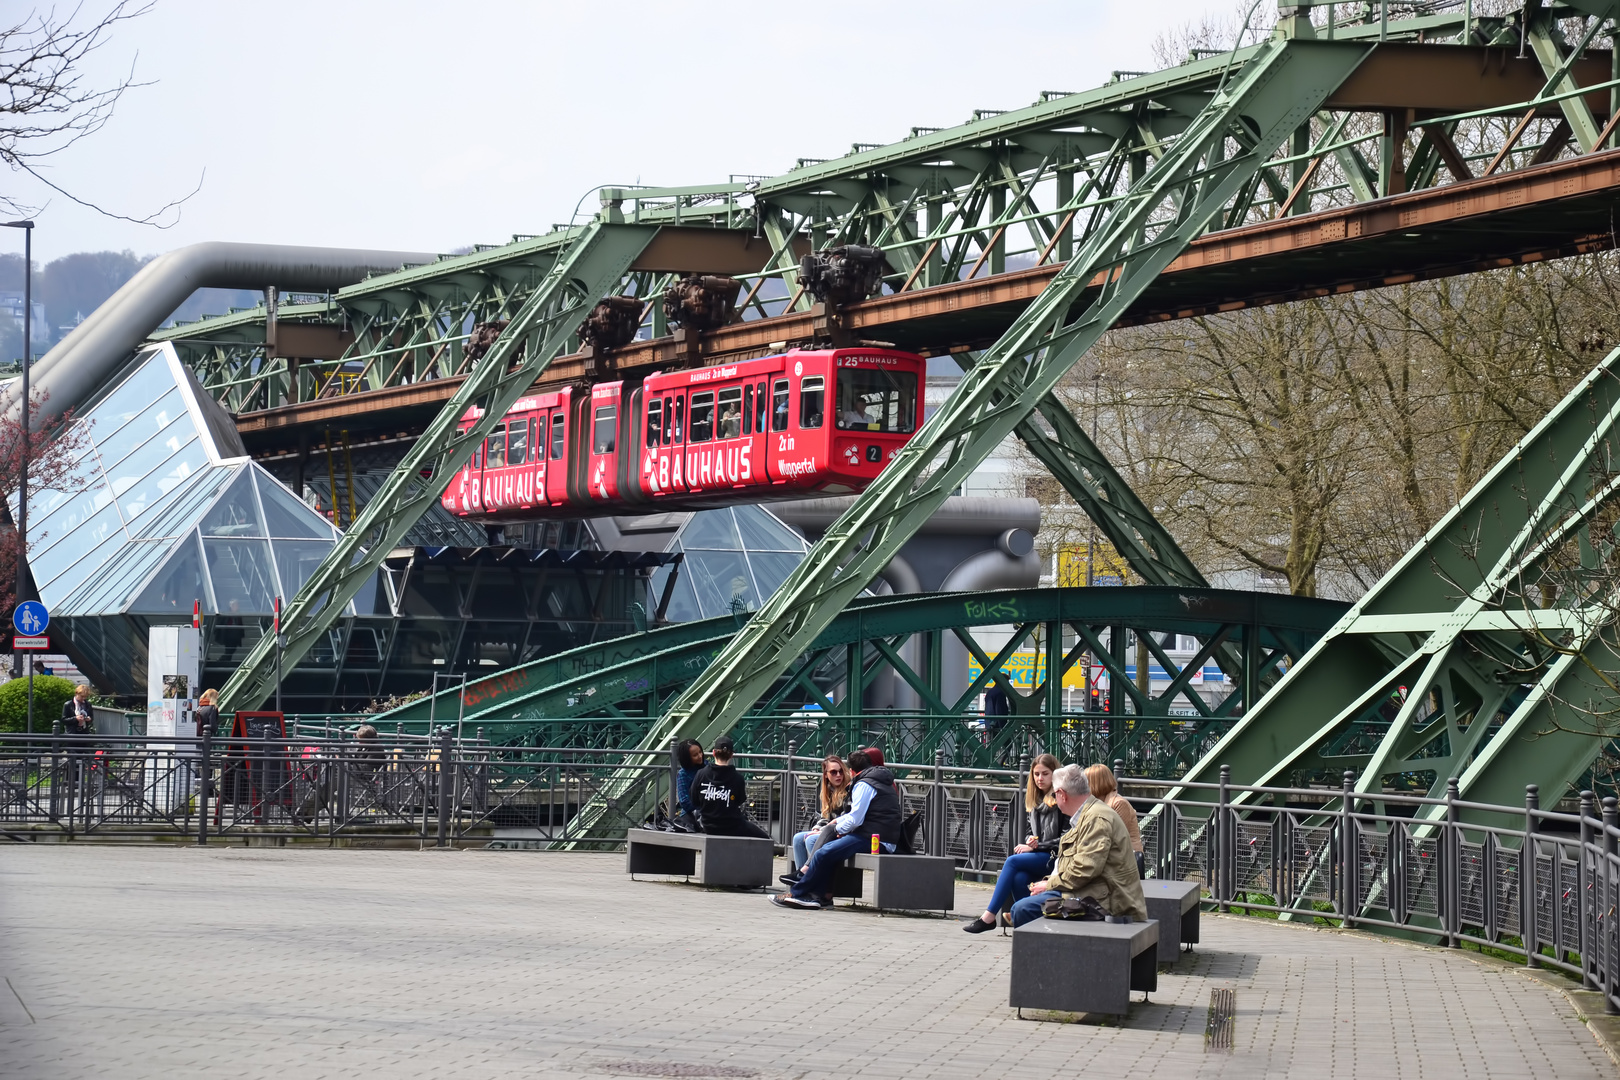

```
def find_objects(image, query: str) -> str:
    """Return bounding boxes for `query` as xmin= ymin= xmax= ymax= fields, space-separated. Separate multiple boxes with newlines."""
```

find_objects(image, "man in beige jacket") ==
xmin=1008 ymin=763 xmax=1148 ymax=927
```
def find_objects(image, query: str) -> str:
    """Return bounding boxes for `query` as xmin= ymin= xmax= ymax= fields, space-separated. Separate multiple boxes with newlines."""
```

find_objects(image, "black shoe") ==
xmin=963 ymin=916 xmax=998 ymax=934
xmin=779 ymin=873 xmax=802 ymax=887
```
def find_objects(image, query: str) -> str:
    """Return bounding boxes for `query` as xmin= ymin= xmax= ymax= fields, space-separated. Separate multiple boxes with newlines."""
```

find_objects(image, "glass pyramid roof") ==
xmin=649 ymin=504 xmax=810 ymax=621
xmin=20 ymin=343 xmax=350 ymax=618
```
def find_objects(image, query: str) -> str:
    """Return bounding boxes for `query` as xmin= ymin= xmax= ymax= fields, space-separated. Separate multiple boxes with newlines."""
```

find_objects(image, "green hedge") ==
xmin=0 ymin=675 xmax=79 ymax=734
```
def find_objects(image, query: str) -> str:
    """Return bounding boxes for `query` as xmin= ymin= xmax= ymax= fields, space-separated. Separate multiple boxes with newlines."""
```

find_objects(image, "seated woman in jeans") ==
xmin=783 ymin=755 xmax=851 ymax=883
xmin=963 ymin=753 xmax=1064 ymax=933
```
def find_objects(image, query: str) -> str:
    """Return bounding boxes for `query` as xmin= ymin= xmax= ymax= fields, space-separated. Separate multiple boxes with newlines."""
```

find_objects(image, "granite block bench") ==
xmin=1009 ymin=917 xmax=1159 ymax=1020
xmin=826 ymin=852 xmax=957 ymax=915
xmin=625 ymin=828 xmax=773 ymax=888
xmin=1141 ymin=879 xmax=1201 ymax=963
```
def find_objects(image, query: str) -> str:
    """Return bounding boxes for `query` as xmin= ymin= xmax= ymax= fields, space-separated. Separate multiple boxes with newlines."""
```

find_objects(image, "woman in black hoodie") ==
xmin=689 ymin=735 xmax=770 ymax=838
xmin=962 ymin=753 xmax=1064 ymax=933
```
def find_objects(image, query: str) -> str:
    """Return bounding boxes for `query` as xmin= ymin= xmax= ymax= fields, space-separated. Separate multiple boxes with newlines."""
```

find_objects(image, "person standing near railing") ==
xmin=193 ymin=689 xmax=221 ymax=737
xmin=963 ymin=753 xmax=1064 ymax=933
xmin=61 ymin=684 xmax=93 ymax=735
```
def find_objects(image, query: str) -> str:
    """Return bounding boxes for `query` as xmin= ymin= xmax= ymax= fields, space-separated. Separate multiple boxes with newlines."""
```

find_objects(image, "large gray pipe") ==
xmin=6 ymin=241 xmax=436 ymax=424
xmin=938 ymin=532 xmax=1044 ymax=709
xmin=773 ymin=496 xmax=1041 ymax=536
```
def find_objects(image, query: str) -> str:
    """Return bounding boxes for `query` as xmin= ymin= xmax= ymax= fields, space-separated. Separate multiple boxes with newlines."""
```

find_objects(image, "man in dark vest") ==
xmin=771 ymin=747 xmax=901 ymax=910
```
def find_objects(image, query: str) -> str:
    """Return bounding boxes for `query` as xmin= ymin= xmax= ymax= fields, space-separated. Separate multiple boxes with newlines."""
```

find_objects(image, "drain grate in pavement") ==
xmin=1205 ymin=988 xmax=1236 ymax=1052
xmin=594 ymin=1064 xmax=759 ymax=1078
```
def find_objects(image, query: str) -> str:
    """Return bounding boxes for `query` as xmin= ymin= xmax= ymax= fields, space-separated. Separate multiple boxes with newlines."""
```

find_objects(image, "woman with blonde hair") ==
xmin=194 ymin=688 xmax=222 ymax=737
xmin=1086 ymin=762 xmax=1144 ymax=879
xmin=782 ymin=755 xmax=852 ymax=885
xmin=963 ymin=753 xmax=1065 ymax=933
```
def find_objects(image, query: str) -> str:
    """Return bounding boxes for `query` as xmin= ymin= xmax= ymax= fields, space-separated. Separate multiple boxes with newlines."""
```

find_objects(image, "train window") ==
xmin=673 ymin=397 xmax=684 ymax=443
xmin=470 ymin=429 xmax=482 ymax=470
xmin=550 ymin=413 xmax=565 ymax=460
xmin=771 ymin=379 xmax=789 ymax=432
xmin=756 ymin=382 xmax=767 ymax=433
xmin=689 ymin=391 xmax=715 ymax=443
xmin=647 ymin=398 xmax=663 ymax=447
xmin=799 ymin=376 xmax=824 ymax=429
xmin=530 ymin=417 xmax=540 ymax=459
xmin=837 ymin=367 xmax=918 ymax=433
xmin=742 ymin=385 xmax=753 ymax=435
xmin=486 ymin=424 xmax=507 ymax=468
xmin=508 ymin=418 xmax=528 ymax=465
xmin=593 ymin=405 xmax=617 ymax=453
xmin=717 ymin=387 xmax=742 ymax=439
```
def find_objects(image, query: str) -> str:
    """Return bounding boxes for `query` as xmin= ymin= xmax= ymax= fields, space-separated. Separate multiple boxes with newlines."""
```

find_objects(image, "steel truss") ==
xmin=155 ymin=2 xmax=1620 ymax=815
xmin=365 ymin=586 xmax=1343 ymax=770
xmin=1173 ymin=344 xmax=1620 ymax=815
xmin=216 ymin=223 xmax=663 ymax=713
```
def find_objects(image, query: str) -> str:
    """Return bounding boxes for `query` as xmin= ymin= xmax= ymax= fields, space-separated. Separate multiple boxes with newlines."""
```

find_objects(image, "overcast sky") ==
xmin=11 ymin=0 xmax=1230 ymax=267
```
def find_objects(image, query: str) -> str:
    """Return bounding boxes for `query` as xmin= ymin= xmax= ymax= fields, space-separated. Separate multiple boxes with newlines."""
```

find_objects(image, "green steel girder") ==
xmin=955 ymin=348 xmax=1212 ymax=592
xmin=372 ymin=585 xmax=1343 ymax=751
xmin=1175 ymin=345 xmax=1620 ymax=811
xmin=155 ymin=10 xmax=1489 ymax=421
xmin=216 ymin=221 xmax=663 ymax=714
xmin=538 ymin=39 xmax=1380 ymax=844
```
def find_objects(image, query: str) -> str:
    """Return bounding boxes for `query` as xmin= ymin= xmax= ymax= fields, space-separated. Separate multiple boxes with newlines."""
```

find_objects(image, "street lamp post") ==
xmin=4 ymin=221 xmax=34 ymax=704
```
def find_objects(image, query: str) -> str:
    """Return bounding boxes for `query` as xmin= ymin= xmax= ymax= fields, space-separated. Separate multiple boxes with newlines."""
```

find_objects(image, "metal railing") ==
xmin=5 ymin=731 xmax=1619 ymax=1013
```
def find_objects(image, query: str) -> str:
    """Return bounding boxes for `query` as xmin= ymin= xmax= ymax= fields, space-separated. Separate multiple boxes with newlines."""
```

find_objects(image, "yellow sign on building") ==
xmin=1056 ymin=542 xmax=1130 ymax=588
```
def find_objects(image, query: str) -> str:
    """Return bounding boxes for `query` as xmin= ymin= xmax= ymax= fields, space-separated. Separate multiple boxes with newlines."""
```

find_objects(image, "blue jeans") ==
xmin=791 ymin=829 xmax=827 ymax=869
xmin=985 ymin=851 xmax=1055 ymax=914
xmin=1010 ymin=892 xmax=1050 ymax=927
xmin=790 ymin=833 xmax=868 ymax=901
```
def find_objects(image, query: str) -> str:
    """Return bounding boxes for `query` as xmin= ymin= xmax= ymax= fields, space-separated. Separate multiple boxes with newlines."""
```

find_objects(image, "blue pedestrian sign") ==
xmin=13 ymin=601 xmax=48 ymax=637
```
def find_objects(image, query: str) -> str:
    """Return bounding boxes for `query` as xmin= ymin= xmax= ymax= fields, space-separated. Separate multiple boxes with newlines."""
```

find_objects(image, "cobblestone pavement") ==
xmin=0 ymin=846 xmax=1613 ymax=1079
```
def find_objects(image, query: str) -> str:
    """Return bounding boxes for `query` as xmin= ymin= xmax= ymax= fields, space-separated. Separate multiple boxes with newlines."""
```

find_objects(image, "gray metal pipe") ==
xmin=772 ymin=496 xmax=1041 ymax=536
xmin=938 ymin=544 xmax=1044 ymax=708
xmin=6 ymin=241 xmax=435 ymax=425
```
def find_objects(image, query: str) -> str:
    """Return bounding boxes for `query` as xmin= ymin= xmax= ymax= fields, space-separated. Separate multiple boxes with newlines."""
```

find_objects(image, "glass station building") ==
xmin=26 ymin=344 xmax=815 ymax=712
xmin=27 ymin=345 xmax=668 ymax=711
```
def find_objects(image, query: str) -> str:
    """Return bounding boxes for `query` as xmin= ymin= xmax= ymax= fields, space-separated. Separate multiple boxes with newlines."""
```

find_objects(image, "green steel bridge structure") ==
xmin=134 ymin=2 xmax=1620 ymax=822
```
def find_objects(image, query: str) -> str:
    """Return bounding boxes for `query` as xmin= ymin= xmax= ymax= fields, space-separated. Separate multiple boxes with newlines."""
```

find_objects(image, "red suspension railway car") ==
xmin=441 ymin=347 xmax=925 ymax=521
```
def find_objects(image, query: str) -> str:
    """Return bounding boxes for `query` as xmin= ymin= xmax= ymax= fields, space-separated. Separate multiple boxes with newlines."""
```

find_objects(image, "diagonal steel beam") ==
xmin=217 ymin=221 xmax=662 ymax=713
xmin=551 ymin=39 xmax=1374 ymax=844
xmin=1173 ymin=345 xmax=1620 ymax=809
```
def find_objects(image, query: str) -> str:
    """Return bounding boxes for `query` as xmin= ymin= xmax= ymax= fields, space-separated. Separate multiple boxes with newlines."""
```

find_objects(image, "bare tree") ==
xmin=1 ymin=2 xmax=198 ymax=226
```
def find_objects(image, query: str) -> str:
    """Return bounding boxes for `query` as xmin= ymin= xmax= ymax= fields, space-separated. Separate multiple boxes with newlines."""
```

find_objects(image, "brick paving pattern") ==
xmin=0 ymin=846 xmax=1613 ymax=1079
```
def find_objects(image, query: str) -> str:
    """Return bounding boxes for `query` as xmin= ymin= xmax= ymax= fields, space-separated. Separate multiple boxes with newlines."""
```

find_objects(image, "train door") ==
xmin=524 ymin=414 xmax=547 ymax=508
xmin=739 ymin=374 xmax=769 ymax=491
xmin=565 ymin=389 xmax=592 ymax=506
xmin=544 ymin=388 xmax=573 ymax=507
xmin=584 ymin=383 xmax=623 ymax=503
xmin=616 ymin=387 xmax=649 ymax=506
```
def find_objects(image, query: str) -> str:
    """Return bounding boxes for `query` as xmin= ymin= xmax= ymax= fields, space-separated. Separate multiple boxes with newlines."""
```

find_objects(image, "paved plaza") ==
xmin=0 ymin=846 xmax=1614 ymax=1079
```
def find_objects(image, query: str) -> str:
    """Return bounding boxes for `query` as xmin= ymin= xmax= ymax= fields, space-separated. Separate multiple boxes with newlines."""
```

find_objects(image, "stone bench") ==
xmin=1009 ymin=917 xmax=1159 ymax=1020
xmin=826 ymin=852 xmax=957 ymax=915
xmin=1141 ymin=879 xmax=1201 ymax=963
xmin=625 ymin=828 xmax=773 ymax=888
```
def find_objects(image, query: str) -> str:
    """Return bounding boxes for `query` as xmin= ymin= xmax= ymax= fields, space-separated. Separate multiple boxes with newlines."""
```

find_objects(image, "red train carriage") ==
xmin=442 ymin=347 xmax=923 ymax=522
